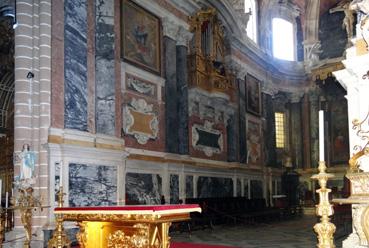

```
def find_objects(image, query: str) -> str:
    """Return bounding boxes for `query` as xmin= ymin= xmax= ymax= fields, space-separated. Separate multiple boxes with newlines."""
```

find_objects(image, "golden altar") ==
xmin=54 ymin=204 xmax=201 ymax=248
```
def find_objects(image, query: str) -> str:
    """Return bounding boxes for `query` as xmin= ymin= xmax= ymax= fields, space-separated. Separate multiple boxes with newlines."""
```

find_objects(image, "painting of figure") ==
xmin=246 ymin=74 xmax=261 ymax=116
xmin=330 ymin=99 xmax=349 ymax=164
xmin=122 ymin=0 xmax=161 ymax=74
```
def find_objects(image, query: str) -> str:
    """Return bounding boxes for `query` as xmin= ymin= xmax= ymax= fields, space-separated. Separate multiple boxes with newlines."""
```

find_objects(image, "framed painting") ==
xmin=246 ymin=74 xmax=261 ymax=116
xmin=246 ymin=117 xmax=262 ymax=166
xmin=122 ymin=0 xmax=161 ymax=74
xmin=330 ymin=100 xmax=349 ymax=164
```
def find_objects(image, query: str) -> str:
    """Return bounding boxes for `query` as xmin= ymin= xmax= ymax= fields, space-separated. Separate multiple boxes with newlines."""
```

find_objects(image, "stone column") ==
xmin=289 ymin=93 xmax=304 ymax=169
xmin=163 ymin=18 xmax=179 ymax=153
xmin=95 ymin=0 xmax=115 ymax=135
xmin=302 ymin=94 xmax=311 ymax=169
xmin=309 ymin=91 xmax=320 ymax=168
xmin=176 ymin=27 xmax=192 ymax=155
xmin=238 ymin=78 xmax=247 ymax=163
xmin=14 ymin=0 xmax=52 ymax=230
xmin=303 ymin=0 xmax=321 ymax=71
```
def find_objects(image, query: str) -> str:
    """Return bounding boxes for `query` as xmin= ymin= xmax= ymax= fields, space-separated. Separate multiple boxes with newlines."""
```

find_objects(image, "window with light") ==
xmin=245 ymin=0 xmax=257 ymax=43
xmin=272 ymin=18 xmax=294 ymax=61
xmin=275 ymin=112 xmax=285 ymax=148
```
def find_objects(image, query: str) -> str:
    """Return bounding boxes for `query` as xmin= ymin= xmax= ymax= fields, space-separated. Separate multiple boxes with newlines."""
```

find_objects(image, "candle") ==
xmin=59 ymin=161 xmax=63 ymax=188
xmin=319 ymin=110 xmax=325 ymax=161
xmin=5 ymin=192 xmax=8 ymax=208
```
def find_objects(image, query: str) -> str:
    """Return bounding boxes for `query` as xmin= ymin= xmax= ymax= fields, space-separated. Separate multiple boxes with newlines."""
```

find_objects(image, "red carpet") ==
xmin=171 ymin=242 xmax=239 ymax=248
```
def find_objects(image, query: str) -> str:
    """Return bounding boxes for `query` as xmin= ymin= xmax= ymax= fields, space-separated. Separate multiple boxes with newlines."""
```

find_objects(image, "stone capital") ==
xmin=261 ymin=82 xmax=279 ymax=96
xmin=162 ymin=17 xmax=179 ymax=40
xmin=176 ymin=26 xmax=193 ymax=47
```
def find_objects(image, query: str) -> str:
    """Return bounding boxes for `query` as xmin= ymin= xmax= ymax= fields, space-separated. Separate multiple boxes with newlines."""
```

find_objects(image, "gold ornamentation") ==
xmin=188 ymin=8 xmax=235 ymax=97
xmin=48 ymin=186 xmax=71 ymax=248
xmin=350 ymin=111 xmax=369 ymax=171
xmin=107 ymin=224 xmax=149 ymax=248
xmin=311 ymin=161 xmax=336 ymax=248
xmin=11 ymin=186 xmax=44 ymax=248
xmin=76 ymin=222 xmax=87 ymax=248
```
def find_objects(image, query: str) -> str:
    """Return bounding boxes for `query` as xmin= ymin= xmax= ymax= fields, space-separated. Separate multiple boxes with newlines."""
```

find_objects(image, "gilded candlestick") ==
xmin=311 ymin=161 xmax=336 ymax=248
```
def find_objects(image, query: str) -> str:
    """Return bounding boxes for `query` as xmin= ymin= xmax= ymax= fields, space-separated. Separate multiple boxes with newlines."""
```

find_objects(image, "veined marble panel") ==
xmin=250 ymin=180 xmax=263 ymax=199
xmin=126 ymin=172 xmax=162 ymax=205
xmin=170 ymin=174 xmax=179 ymax=204
xmin=69 ymin=163 xmax=117 ymax=206
xmin=237 ymin=178 xmax=241 ymax=197
xmin=186 ymin=175 xmax=193 ymax=198
xmin=244 ymin=179 xmax=249 ymax=198
xmin=95 ymin=0 xmax=115 ymax=135
xmin=197 ymin=176 xmax=233 ymax=198
xmin=64 ymin=0 xmax=88 ymax=131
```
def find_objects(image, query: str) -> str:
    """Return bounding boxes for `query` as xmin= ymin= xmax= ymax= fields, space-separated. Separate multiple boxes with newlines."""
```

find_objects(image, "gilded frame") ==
xmin=246 ymin=74 xmax=261 ymax=116
xmin=121 ymin=0 xmax=161 ymax=74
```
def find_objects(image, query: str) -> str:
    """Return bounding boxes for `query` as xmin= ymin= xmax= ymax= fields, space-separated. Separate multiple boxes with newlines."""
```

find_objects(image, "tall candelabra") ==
xmin=48 ymin=186 xmax=70 ymax=248
xmin=311 ymin=161 xmax=336 ymax=248
xmin=11 ymin=186 xmax=43 ymax=248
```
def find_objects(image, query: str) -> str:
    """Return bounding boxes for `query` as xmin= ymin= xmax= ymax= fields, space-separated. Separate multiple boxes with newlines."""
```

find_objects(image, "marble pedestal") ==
xmin=333 ymin=172 xmax=369 ymax=248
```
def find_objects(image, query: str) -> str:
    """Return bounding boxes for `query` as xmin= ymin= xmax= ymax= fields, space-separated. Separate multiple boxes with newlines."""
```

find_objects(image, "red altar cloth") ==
xmin=54 ymin=204 xmax=201 ymax=215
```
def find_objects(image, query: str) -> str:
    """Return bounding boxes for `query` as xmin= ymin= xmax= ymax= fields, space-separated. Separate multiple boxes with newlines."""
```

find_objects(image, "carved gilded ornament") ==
xmin=350 ymin=111 xmax=369 ymax=172
xmin=188 ymin=8 xmax=235 ymax=98
xmin=107 ymin=224 xmax=151 ymax=248
xmin=123 ymin=98 xmax=159 ymax=145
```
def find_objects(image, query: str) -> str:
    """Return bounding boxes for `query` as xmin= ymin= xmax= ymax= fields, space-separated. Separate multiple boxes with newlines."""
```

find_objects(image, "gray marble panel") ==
xmin=69 ymin=163 xmax=117 ymax=206
xmin=238 ymin=79 xmax=246 ymax=163
xmin=176 ymin=45 xmax=189 ymax=154
xmin=126 ymin=173 xmax=162 ymax=205
xmin=64 ymin=0 xmax=88 ymax=131
xmin=263 ymin=93 xmax=277 ymax=167
xmin=164 ymin=37 xmax=178 ymax=153
xmin=95 ymin=0 xmax=115 ymax=135
xmin=227 ymin=114 xmax=237 ymax=162
xmin=237 ymin=179 xmax=241 ymax=197
xmin=244 ymin=179 xmax=249 ymax=198
xmin=197 ymin=177 xmax=233 ymax=198
xmin=250 ymin=180 xmax=263 ymax=199
xmin=170 ymin=174 xmax=179 ymax=204
xmin=186 ymin=175 xmax=193 ymax=199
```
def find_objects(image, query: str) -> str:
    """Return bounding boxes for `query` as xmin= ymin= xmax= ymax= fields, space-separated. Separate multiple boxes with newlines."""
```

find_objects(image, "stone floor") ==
xmin=171 ymin=215 xmax=348 ymax=248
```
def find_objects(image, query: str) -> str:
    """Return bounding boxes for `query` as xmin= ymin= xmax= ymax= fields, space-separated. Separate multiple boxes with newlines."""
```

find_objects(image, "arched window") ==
xmin=245 ymin=0 xmax=257 ymax=43
xmin=272 ymin=18 xmax=295 ymax=61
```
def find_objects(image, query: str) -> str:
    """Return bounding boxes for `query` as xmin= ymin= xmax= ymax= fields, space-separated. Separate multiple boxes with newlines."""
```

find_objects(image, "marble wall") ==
xmin=238 ymin=79 xmax=247 ymax=163
xmin=237 ymin=178 xmax=241 ymax=197
xmin=186 ymin=175 xmax=193 ymax=198
xmin=164 ymin=37 xmax=178 ymax=153
xmin=197 ymin=176 xmax=233 ymax=198
xmin=95 ymin=0 xmax=115 ymax=135
xmin=69 ymin=163 xmax=117 ymax=206
xmin=126 ymin=172 xmax=162 ymax=205
xmin=64 ymin=0 xmax=88 ymax=131
xmin=263 ymin=93 xmax=277 ymax=167
xmin=250 ymin=180 xmax=263 ymax=199
xmin=170 ymin=174 xmax=179 ymax=203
